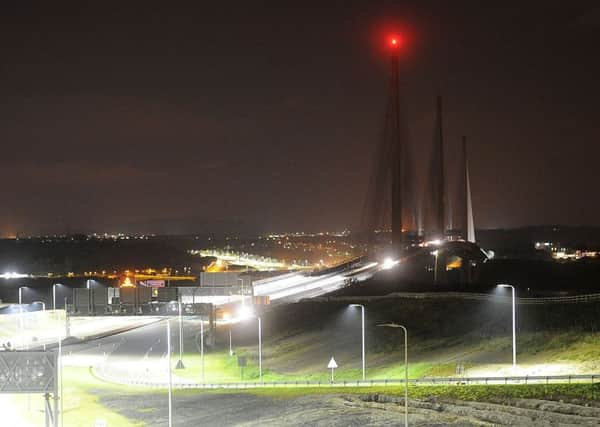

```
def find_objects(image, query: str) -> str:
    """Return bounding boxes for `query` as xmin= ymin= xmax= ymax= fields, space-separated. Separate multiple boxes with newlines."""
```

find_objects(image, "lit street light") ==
xmin=431 ymin=250 xmax=439 ymax=284
xmin=53 ymin=284 xmax=58 ymax=310
xmin=33 ymin=301 xmax=46 ymax=350
xmin=238 ymin=306 xmax=262 ymax=381
xmin=18 ymin=286 xmax=26 ymax=348
xmin=349 ymin=304 xmax=366 ymax=381
xmin=175 ymin=299 xmax=185 ymax=369
xmin=18 ymin=286 xmax=25 ymax=305
xmin=86 ymin=280 xmax=92 ymax=314
xmin=258 ymin=316 xmax=262 ymax=381
xmin=53 ymin=283 xmax=64 ymax=310
xmin=377 ymin=323 xmax=408 ymax=427
xmin=200 ymin=318 xmax=205 ymax=383
xmin=498 ymin=284 xmax=517 ymax=367
xmin=166 ymin=319 xmax=173 ymax=427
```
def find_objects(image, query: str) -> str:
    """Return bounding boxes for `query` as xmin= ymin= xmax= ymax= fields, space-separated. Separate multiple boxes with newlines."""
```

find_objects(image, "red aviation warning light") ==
xmin=388 ymin=35 xmax=402 ymax=49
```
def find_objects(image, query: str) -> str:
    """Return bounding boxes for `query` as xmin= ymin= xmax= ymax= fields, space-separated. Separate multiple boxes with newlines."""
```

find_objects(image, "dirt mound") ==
xmin=351 ymin=393 xmax=600 ymax=426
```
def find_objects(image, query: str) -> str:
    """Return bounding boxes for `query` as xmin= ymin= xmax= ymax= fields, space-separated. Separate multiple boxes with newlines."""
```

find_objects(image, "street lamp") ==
xmin=18 ymin=286 xmax=26 ymax=305
xmin=377 ymin=323 xmax=408 ymax=427
xmin=497 ymin=284 xmax=517 ymax=367
xmin=52 ymin=284 xmax=58 ymax=310
xmin=258 ymin=316 xmax=262 ymax=381
xmin=200 ymin=318 xmax=205 ymax=383
xmin=237 ymin=278 xmax=244 ymax=305
xmin=349 ymin=304 xmax=366 ymax=381
xmin=165 ymin=318 xmax=173 ymax=427
xmin=239 ymin=306 xmax=262 ymax=381
xmin=18 ymin=286 xmax=26 ymax=347
xmin=431 ymin=250 xmax=439 ymax=284
xmin=175 ymin=299 xmax=185 ymax=369
xmin=33 ymin=301 xmax=46 ymax=350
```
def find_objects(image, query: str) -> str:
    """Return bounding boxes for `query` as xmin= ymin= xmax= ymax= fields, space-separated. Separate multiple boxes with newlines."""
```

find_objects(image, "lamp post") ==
xmin=377 ymin=323 xmax=408 ymax=427
xmin=175 ymin=299 xmax=185 ymax=369
xmin=200 ymin=318 xmax=205 ymax=383
xmin=229 ymin=327 xmax=233 ymax=356
xmin=52 ymin=284 xmax=57 ymax=310
xmin=166 ymin=319 xmax=172 ymax=427
xmin=349 ymin=304 xmax=366 ymax=381
xmin=498 ymin=284 xmax=516 ymax=367
xmin=18 ymin=286 xmax=25 ymax=348
xmin=431 ymin=250 xmax=439 ymax=284
xmin=240 ymin=307 xmax=262 ymax=381
xmin=19 ymin=286 xmax=25 ymax=305
xmin=258 ymin=316 xmax=262 ymax=381
xmin=33 ymin=301 xmax=46 ymax=350
xmin=57 ymin=306 xmax=63 ymax=427
xmin=86 ymin=280 xmax=92 ymax=314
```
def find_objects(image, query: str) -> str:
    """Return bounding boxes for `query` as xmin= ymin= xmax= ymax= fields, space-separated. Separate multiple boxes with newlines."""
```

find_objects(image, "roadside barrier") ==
xmin=91 ymin=365 xmax=598 ymax=389
xmin=308 ymin=292 xmax=600 ymax=305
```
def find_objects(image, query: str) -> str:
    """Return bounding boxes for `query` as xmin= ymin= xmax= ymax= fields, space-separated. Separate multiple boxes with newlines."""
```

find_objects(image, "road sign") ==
xmin=0 ymin=351 xmax=57 ymax=394
xmin=327 ymin=357 xmax=338 ymax=369
xmin=327 ymin=357 xmax=338 ymax=382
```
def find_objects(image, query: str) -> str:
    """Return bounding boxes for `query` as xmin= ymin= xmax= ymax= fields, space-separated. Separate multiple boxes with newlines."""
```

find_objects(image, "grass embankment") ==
xmin=249 ymin=383 xmax=600 ymax=402
xmin=173 ymin=330 xmax=600 ymax=384
xmin=184 ymin=298 xmax=600 ymax=384
xmin=13 ymin=366 xmax=147 ymax=427
xmin=174 ymin=383 xmax=600 ymax=404
xmin=175 ymin=351 xmax=453 ymax=383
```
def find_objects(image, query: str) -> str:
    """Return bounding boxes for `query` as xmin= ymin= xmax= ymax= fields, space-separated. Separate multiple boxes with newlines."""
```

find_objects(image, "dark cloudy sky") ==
xmin=1 ymin=1 xmax=599 ymax=236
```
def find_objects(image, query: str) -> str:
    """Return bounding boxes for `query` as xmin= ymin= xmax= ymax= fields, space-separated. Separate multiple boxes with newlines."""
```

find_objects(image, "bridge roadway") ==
xmin=253 ymin=261 xmax=378 ymax=304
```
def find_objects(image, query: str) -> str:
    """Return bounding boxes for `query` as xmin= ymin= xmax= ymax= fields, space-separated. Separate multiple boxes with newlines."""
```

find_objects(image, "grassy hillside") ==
xmin=176 ymin=298 xmax=600 ymax=383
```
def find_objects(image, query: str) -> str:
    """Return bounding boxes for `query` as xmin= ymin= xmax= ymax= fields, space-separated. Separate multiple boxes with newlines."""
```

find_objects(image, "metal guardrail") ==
xmin=92 ymin=366 xmax=598 ymax=389
xmin=309 ymin=292 xmax=600 ymax=305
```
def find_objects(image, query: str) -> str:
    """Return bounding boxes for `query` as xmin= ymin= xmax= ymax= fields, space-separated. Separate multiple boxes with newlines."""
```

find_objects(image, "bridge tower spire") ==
xmin=463 ymin=136 xmax=476 ymax=243
xmin=425 ymin=95 xmax=446 ymax=240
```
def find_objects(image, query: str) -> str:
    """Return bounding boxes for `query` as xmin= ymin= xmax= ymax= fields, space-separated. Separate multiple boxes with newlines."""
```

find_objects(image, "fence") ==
xmin=309 ymin=292 xmax=600 ymax=305
xmin=92 ymin=365 xmax=598 ymax=389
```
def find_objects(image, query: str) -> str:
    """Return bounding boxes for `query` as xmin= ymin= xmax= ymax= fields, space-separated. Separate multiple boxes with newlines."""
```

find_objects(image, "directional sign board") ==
xmin=0 ymin=351 xmax=57 ymax=394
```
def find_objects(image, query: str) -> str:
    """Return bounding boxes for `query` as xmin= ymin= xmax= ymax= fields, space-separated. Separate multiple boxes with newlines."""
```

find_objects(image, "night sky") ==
xmin=1 ymin=1 xmax=599 ymax=236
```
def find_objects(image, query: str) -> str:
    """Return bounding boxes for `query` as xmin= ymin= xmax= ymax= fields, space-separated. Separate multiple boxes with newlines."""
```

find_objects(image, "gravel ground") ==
xmin=96 ymin=390 xmax=600 ymax=426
